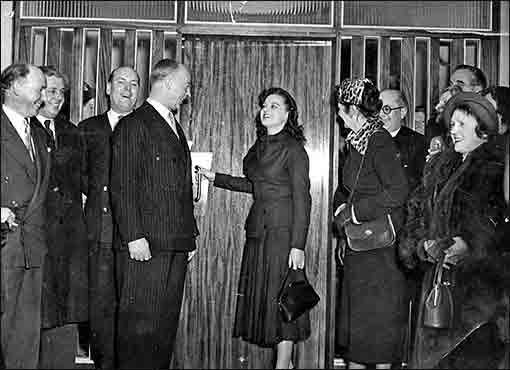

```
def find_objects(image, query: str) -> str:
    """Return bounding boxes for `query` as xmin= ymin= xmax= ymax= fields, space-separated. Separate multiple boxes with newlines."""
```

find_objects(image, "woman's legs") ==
xmin=375 ymin=363 xmax=392 ymax=369
xmin=276 ymin=340 xmax=294 ymax=369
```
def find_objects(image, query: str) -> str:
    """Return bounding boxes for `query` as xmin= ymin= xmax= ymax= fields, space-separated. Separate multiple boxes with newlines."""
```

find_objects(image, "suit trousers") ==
xmin=89 ymin=243 xmax=116 ymax=369
xmin=116 ymin=250 xmax=188 ymax=370
xmin=1 ymin=248 xmax=44 ymax=369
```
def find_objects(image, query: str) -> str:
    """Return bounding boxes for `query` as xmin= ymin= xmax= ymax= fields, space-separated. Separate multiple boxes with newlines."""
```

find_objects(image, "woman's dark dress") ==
xmin=337 ymin=130 xmax=409 ymax=364
xmin=213 ymin=130 xmax=312 ymax=347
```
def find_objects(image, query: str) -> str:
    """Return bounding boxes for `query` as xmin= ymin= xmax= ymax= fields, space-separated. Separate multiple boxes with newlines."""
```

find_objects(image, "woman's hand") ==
xmin=288 ymin=248 xmax=305 ymax=270
xmin=195 ymin=166 xmax=216 ymax=182
xmin=1 ymin=207 xmax=17 ymax=228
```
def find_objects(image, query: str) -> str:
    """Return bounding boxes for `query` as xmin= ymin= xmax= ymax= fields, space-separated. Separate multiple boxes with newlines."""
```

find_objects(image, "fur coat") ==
xmin=399 ymin=142 xmax=509 ymax=368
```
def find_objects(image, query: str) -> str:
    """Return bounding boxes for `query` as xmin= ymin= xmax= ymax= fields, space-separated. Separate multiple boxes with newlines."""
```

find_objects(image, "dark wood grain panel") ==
xmin=481 ymin=38 xmax=499 ymax=86
xmin=123 ymin=29 xmax=136 ymax=68
xmin=96 ymin=28 xmax=112 ymax=115
xmin=70 ymin=28 xmax=83 ymax=124
xmin=46 ymin=27 xmax=59 ymax=67
xmin=175 ymin=38 xmax=332 ymax=369
xmin=379 ymin=36 xmax=391 ymax=90
xmin=151 ymin=30 xmax=164 ymax=67
xmin=429 ymin=38 xmax=440 ymax=114
xmin=450 ymin=38 xmax=464 ymax=70
xmin=401 ymin=37 xmax=415 ymax=129
xmin=351 ymin=36 xmax=364 ymax=79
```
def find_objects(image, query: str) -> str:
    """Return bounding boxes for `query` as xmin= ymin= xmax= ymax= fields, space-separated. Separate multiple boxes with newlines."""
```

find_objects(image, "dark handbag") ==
xmin=423 ymin=253 xmax=454 ymax=329
xmin=338 ymin=140 xmax=396 ymax=252
xmin=277 ymin=268 xmax=320 ymax=323
xmin=344 ymin=214 xmax=396 ymax=251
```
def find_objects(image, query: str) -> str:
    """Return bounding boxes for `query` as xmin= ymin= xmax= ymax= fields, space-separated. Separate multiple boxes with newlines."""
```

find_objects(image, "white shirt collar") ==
xmin=147 ymin=98 xmax=172 ymax=121
xmin=2 ymin=104 xmax=29 ymax=140
xmin=107 ymin=109 xmax=132 ymax=131
xmin=389 ymin=127 xmax=401 ymax=137
xmin=146 ymin=98 xmax=179 ymax=138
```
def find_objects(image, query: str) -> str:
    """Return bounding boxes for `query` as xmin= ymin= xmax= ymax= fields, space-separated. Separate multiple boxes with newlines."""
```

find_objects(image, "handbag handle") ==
xmin=278 ymin=268 xmax=308 ymax=299
xmin=431 ymin=253 xmax=447 ymax=305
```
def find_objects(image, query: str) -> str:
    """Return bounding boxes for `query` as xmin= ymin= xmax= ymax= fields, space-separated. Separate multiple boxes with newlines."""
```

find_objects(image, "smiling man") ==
xmin=110 ymin=59 xmax=198 ymax=369
xmin=1 ymin=63 xmax=50 ymax=369
xmin=78 ymin=65 xmax=139 ymax=369
xmin=33 ymin=65 xmax=89 ymax=369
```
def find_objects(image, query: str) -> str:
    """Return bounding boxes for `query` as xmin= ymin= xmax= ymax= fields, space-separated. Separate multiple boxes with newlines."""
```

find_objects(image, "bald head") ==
xmin=380 ymin=89 xmax=408 ymax=132
xmin=149 ymin=59 xmax=191 ymax=111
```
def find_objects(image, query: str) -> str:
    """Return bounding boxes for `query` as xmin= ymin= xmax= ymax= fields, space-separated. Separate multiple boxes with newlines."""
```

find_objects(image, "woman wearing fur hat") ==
xmin=400 ymin=92 xmax=508 ymax=368
xmin=333 ymin=78 xmax=409 ymax=369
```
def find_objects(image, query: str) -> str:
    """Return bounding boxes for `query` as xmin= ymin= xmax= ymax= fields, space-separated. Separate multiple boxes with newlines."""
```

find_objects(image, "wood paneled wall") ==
xmin=176 ymin=38 xmax=333 ymax=369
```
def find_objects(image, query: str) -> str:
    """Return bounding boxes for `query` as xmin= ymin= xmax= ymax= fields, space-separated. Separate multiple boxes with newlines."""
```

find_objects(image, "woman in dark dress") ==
xmin=333 ymin=78 xmax=409 ymax=369
xmin=399 ymin=92 xmax=508 ymax=368
xmin=197 ymin=87 xmax=312 ymax=369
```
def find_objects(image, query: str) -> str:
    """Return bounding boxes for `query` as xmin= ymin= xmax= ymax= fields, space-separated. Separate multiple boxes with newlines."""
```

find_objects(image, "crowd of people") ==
xmin=0 ymin=58 xmax=508 ymax=370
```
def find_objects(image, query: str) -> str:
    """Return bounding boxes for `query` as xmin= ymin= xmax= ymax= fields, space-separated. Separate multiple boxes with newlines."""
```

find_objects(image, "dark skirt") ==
xmin=233 ymin=228 xmax=311 ymax=348
xmin=337 ymin=246 xmax=408 ymax=364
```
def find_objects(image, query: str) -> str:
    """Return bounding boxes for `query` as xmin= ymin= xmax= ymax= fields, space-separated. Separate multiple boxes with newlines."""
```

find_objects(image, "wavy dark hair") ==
xmin=255 ymin=87 xmax=306 ymax=143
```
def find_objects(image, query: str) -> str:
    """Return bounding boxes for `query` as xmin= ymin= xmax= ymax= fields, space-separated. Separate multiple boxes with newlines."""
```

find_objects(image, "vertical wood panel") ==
xmin=124 ymin=29 xmax=136 ymax=68
xmin=429 ymin=38 xmax=440 ymax=115
xmin=151 ymin=30 xmax=164 ymax=67
xmin=401 ymin=37 xmax=415 ymax=129
xmin=379 ymin=36 xmax=391 ymax=90
xmin=97 ymin=28 xmax=112 ymax=115
xmin=46 ymin=27 xmax=59 ymax=67
xmin=70 ymin=28 xmax=83 ymax=124
xmin=176 ymin=39 xmax=331 ymax=369
xmin=450 ymin=38 xmax=464 ymax=70
xmin=351 ymin=36 xmax=364 ymax=79
xmin=17 ymin=26 xmax=31 ymax=64
xmin=481 ymin=38 xmax=499 ymax=86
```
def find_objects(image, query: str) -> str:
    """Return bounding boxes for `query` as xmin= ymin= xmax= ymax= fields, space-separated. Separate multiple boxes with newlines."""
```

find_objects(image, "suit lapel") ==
xmin=1 ymin=110 xmax=37 ymax=182
xmin=23 ymin=124 xmax=51 ymax=221
xmin=144 ymin=102 xmax=185 ymax=158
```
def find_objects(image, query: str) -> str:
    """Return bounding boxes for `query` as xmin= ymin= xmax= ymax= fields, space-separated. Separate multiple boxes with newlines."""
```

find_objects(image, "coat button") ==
xmin=103 ymin=207 xmax=108 ymax=213
xmin=156 ymin=156 xmax=160 ymax=161
xmin=53 ymin=186 xmax=59 ymax=192
xmin=103 ymin=186 xmax=108 ymax=191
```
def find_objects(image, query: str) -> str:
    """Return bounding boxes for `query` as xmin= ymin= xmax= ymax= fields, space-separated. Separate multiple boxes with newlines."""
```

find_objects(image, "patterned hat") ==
xmin=337 ymin=78 xmax=374 ymax=106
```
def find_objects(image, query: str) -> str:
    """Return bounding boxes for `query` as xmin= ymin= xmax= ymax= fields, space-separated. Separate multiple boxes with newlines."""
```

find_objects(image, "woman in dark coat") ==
xmin=197 ymin=87 xmax=312 ymax=369
xmin=399 ymin=92 xmax=508 ymax=369
xmin=333 ymin=78 xmax=409 ymax=369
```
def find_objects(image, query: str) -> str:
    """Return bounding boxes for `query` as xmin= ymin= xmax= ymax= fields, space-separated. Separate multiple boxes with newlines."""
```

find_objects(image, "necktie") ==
xmin=168 ymin=112 xmax=179 ymax=139
xmin=44 ymin=119 xmax=56 ymax=149
xmin=23 ymin=118 xmax=35 ymax=161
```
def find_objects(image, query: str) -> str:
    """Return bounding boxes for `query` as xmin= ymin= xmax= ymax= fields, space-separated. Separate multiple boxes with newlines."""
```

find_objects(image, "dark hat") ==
xmin=442 ymin=92 xmax=498 ymax=134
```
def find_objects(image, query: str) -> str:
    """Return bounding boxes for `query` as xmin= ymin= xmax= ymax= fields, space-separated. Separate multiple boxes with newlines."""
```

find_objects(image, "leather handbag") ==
xmin=423 ymin=253 xmax=454 ymax=329
xmin=339 ymin=141 xmax=396 ymax=252
xmin=344 ymin=213 xmax=396 ymax=251
xmin=277 ymin=268 xmax=320 ymax=323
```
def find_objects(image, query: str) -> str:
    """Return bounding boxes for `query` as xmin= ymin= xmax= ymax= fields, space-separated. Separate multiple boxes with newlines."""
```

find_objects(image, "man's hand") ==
xmin=128 ymin=237 xmax=152 ymax=261
xmin=288 ymin=248 xmax=305 ymax=270
xmin=1 ymin=207 xmax=17 ymax=228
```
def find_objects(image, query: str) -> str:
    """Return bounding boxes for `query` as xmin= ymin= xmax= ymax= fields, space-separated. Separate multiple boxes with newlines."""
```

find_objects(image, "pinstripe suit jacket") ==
xmin=110 ymin=101 xmax=198 ymax=252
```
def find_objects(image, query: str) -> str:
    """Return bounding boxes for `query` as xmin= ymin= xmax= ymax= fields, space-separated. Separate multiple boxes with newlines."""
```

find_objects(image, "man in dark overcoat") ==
xmin=110 ymin=59 xmax=198 ymax=369
xmin=32 ymin=66 xmax=88 ymax=368
xmin=78 ymin=66 xmax=139 ymax=369
xmin=1 ymin=63 xmax=50 ymax=369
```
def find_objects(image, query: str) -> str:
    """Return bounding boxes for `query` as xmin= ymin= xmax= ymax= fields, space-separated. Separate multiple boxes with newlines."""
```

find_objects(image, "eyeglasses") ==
xmin=45 ymin=88 xmax=66 ymax=98
xmin=381 ymin=105 xmax=404 ymax=115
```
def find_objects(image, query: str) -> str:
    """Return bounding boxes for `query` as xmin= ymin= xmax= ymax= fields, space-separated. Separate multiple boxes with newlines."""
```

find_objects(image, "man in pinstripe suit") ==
xmin=110 ymin=59 xmax=198 ymax=369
